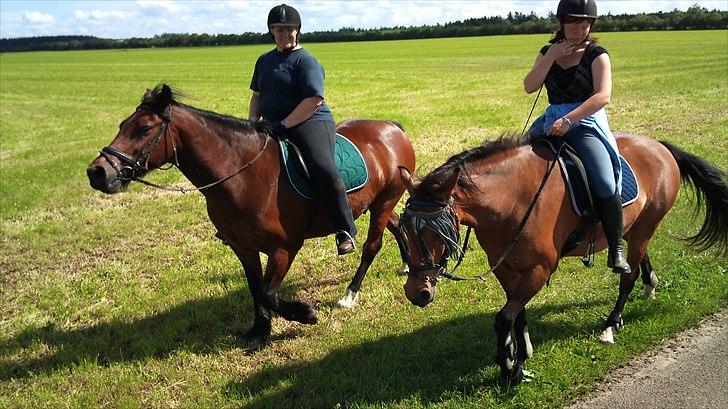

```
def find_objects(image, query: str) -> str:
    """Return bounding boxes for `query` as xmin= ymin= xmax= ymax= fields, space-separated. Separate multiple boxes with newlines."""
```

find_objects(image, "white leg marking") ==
xmin=599 ymin=326 xmax=615 ymax=345
xmin=336 ymin=289 xmax=361 ymax=309
xmin=397 ymin=262 xmax=409 ymax=276
xmin=523 ymin=327 xmax=533 ymax=359
xmin=643 ymin=285 xmax=656 ymax=300
xmin=505 ymin=333 xmax=515 ymax=369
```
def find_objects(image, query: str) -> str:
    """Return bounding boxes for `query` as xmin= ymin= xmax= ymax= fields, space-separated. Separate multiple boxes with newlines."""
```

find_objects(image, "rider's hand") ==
xmin=544 ymin=40 xmax=578 ymax=61
xmin=547 ymin=117 xmax=571 ymax=137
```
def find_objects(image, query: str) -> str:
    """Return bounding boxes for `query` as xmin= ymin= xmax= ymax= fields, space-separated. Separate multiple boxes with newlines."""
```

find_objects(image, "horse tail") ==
xmin=660 ymin=140 xmax=728 ymax=253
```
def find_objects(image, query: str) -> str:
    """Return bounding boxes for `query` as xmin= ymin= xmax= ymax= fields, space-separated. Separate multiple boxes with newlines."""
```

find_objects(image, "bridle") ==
xmin=100 ymin=103 xmax=175 ymax=185
xmin=400 ymin=139 xmax=566 ymax=286
xmin=99 ymin=103 xmax=270 ymax=193
xmin=399 ymin=197 xmax=470 ymax=285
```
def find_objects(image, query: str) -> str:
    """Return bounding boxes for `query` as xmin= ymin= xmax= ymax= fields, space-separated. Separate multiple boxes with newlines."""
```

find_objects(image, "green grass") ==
xmin=1 ymin=30 xmax=727 ymax=408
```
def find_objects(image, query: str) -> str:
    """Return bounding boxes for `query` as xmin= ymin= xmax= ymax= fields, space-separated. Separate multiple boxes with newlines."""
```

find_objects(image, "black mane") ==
xmin=419 ymin=134 xmax=532 ymax=195
xmin=141 ymin=84 xmax=273 ymax=140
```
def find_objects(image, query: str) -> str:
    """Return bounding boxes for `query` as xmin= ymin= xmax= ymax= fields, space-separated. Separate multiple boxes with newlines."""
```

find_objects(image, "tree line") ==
xmin=1 ymin=6 xmax=725 ymax=53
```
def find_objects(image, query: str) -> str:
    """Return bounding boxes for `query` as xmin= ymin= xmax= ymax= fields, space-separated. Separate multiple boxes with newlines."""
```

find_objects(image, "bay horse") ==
xmin=398 ymin=133 xmax=727 ymax=384
xmin=86 ymin=84 xmax=415 ymax=342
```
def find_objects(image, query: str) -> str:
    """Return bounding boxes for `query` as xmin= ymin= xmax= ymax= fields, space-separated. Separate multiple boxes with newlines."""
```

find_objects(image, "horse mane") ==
xmin=141 ymin=84 xmax=272 ymax=142
xmin=418 ymin=133 xmax=533 ymax=196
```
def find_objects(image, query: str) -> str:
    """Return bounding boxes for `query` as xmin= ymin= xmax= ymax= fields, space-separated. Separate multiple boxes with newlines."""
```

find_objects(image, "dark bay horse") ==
xmin=87 ymin=84 xmax=415 ymax=341
xmin=398 ymin=133 xmax=727 ymax=384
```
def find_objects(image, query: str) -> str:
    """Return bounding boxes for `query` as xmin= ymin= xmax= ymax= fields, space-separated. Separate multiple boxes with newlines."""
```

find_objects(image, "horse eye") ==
xmin=134 ymin=126 xmax=151 ymax=137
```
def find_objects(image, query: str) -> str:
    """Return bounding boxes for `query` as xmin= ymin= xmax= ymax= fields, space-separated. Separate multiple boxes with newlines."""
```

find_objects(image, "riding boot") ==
xmin=594 ymin=192 xmax=631 ymax=274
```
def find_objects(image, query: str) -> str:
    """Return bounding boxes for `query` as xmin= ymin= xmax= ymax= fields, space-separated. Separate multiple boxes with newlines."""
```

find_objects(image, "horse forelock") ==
xmin=418 ymin=133 xmax=531 ymax=197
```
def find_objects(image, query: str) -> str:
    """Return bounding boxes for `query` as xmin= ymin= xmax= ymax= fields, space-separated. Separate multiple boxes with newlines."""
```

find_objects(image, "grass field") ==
xmin=1 ymin=30 xmax=727 ymax=408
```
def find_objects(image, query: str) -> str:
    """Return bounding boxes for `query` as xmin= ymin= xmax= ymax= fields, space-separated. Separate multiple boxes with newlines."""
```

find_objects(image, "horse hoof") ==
xmin=503 ymin=361 xmax=525 ymax=386
xmin=643 ymin=284 xmax=656 ymax=300
xmin=336 ymin=289 xmax=360 ymax=309
xmin=242 ymin=322 xmax=271 ymax=344
xmin=599 ymin=326 xmax=615 ymax=345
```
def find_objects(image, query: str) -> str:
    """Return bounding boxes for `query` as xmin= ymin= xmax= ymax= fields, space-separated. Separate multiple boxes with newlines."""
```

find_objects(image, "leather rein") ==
xmin=100 ymin=103 xmax=269 ymax=194
xmin=400 ymin=141 xmax=564 ymax=284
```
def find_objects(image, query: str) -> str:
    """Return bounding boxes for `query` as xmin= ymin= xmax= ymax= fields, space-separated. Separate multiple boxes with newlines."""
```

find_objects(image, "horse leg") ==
xmin=235 ymin=250 xmax=272 ymax=343
xmin=260 ymin=244 xmax=318 ymax=325
xmin=640 ymin=252 xmax=659 ymax=300
xmin=337 ymin=206 xmax=402 ymax=309
xmin=599 ymin=229 xmax=655 ymax=344
xmin=494 ymin=265 xmax=549 ymax=385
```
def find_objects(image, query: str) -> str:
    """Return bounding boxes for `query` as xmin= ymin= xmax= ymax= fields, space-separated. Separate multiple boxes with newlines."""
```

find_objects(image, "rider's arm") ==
xmin=248 ymin=91 xmax=261 ymax=121
xmin=281 ymin=96 xmax=323 ymax=128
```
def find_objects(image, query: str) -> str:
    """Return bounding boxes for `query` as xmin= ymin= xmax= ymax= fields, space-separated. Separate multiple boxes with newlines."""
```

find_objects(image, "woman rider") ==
xmin=249 ymin=4 xmax=357 ymax=255
xmin=523 ymin=0 xmax=630 ymax=274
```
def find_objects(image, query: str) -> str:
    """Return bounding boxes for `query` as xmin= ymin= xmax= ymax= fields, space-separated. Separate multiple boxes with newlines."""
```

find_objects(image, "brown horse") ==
xmin=398 ymin=133 xmax=727 ymax=384
xmin=86 ymin=84 xmax=415 ymax=342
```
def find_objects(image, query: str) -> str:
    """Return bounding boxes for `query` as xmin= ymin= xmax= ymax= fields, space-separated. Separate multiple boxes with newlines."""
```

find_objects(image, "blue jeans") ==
xmin=564 ymin=127 xmax=617 ymax=199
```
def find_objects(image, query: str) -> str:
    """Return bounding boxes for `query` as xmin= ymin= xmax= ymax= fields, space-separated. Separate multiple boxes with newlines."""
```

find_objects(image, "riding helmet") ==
xmin=556 ymin=0 xmax=598 ymax=19
xmin=267 ymin=4 xmax=302 ymax=29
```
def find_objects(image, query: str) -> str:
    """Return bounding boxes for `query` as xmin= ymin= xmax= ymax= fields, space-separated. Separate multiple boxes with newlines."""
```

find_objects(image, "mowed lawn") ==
xmin=1 ymin=30 xmax=726 ymax=408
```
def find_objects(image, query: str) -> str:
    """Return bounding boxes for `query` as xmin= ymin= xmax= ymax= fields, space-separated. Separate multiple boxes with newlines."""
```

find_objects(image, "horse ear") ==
xmin=399 ymin=166 xmax=416 ymax=194
xmin=438 ymin=167 xmax=460 ymax=197
xmin=160 ymin=84 xmax=173 ymax=106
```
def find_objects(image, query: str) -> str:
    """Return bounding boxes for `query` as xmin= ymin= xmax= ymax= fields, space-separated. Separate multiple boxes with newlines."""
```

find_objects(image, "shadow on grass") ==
xmin=224 ymin=298 xmax=619 ymax=408
xmin=1 ymin=289 xmax=261 ymax=380
xmin=3 ymin=285 xmax=626 ymax=407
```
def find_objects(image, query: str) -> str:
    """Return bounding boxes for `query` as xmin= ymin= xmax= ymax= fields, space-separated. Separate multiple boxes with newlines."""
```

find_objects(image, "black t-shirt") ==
xmin=250 ymin=47 xmax=334 ymax=122
xmin=539 ymin=43 xmax=608 ymax=104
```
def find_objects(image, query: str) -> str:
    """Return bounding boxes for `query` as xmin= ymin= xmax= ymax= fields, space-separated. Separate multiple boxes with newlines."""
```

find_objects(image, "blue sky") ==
xmin=1 ymin=1 xmax=726 ymax=39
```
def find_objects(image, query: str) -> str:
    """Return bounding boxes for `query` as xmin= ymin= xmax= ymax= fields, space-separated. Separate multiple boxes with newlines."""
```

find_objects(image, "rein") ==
xmin=401 ymin=140 xmax=564 ymax=284
xmin=100 ymin=104 xmax=270 ymax=194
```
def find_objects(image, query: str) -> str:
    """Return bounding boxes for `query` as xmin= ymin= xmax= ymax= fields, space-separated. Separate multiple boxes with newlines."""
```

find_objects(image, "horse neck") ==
xmin=169 ymin=105 xmax=269 ymax=189
xmin=454 ymin=146 xmax=541 ymax=225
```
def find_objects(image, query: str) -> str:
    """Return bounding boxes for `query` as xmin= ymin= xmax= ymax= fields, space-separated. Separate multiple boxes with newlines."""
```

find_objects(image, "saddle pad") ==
xmin=278 ymin=133 xmax=369 ymax=200
xmin=560 ymin=154 xmax=639 ymax=217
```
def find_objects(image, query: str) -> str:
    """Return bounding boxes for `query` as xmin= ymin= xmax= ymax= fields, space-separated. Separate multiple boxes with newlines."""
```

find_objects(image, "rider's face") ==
xmin=271 ymin=25 xmax=298 ymax=50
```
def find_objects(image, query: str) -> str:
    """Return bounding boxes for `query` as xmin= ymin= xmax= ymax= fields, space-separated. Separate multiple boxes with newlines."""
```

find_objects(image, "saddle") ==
xmin=539 ymin=138 xmax=640 ymax=263
xmin=278 ymin=133 xmax=369 ymax=199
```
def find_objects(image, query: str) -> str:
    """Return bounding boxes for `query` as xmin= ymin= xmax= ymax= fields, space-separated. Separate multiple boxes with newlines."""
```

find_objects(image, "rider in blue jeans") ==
xmin=249 ymin=4 xmax=357 ymax=255
xmin=524 ymin=0 xmax=630 ymax=274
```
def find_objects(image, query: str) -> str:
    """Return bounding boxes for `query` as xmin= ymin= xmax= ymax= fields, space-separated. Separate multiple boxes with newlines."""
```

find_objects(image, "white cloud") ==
xmin=136 ymin=0 xmax=185 ymax=14
xmin=23 ymin=10 xmax=54 ymax=24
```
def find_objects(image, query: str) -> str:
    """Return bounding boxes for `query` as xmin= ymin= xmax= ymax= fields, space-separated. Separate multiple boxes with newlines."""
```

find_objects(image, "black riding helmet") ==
xmin=556 ymin=0 xmax=598 ymax=20
xmin=267 ymin=4 xmax=301 ymax=29
xmin=267 ymin=4 xmax=301 ymax=45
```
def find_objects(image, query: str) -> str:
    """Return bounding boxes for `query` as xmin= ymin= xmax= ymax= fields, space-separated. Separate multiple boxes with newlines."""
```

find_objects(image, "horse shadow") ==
xmin=4 ymin=282 xmax=643 ymax=405
xmin=224 ymin=297 xmax=625 ymax=408
xmin=1 ymin=288 xmax=261 ymax=381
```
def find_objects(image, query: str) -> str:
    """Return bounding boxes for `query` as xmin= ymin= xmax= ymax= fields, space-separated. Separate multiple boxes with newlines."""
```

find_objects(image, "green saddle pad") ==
xmin=278 ymin=133 xmax=369 ymax=199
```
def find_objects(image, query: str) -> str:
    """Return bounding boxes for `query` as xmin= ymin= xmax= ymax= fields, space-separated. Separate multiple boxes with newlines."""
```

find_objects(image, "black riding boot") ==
xmin=595 ymin=192 xmax=631 ymax=274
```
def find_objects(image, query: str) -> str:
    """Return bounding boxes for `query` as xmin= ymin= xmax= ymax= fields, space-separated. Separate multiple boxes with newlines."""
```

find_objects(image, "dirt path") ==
xmin=567 ymin=308 xmax=728 ymax=409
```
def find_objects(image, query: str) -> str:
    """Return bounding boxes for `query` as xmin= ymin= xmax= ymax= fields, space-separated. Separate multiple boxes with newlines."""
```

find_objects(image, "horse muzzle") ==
xmin=404 ymin=280 xmax=437 ymax=307
xmin=86 ymin=159 xmax=126 ymax=194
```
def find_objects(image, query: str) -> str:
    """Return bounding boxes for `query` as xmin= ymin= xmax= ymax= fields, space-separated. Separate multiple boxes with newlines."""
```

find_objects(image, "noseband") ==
xmin=399 ymin=197 xmax=466 ymax=284
xmin=100 ymin=103 xmax=173 ymax=183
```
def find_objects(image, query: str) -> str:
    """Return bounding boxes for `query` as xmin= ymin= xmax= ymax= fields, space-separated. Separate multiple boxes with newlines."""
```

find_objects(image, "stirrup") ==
xmin=336 ymin=231 xmax=356 ymax=255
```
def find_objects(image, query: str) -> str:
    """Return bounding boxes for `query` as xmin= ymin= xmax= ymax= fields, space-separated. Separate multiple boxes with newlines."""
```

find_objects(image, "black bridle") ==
xmin=100 ymin=103 xmax=175 ymax=185
xmin=98 ymin=103 xmax=270 ymax=193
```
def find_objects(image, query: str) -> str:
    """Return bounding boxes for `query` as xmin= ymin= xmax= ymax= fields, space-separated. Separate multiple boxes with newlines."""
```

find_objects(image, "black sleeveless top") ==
xmin=539 ymin=43 xmax=608 ymax=104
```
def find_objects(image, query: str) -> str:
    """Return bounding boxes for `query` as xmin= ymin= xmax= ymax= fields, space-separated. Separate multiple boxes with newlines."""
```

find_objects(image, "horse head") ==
xmin=87 ymin=84 xmax=177 ymax=193
xmin=399 ymin=166 xmax=463 ymax=307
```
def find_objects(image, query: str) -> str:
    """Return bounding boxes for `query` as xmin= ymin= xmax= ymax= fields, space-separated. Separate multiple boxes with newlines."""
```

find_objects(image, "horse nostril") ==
xmin=419 ymin=289 xmax=431 ymax=303
xmin=87 ymin=165 xmax=106 ymax=181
